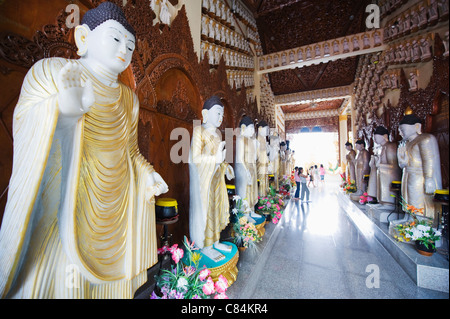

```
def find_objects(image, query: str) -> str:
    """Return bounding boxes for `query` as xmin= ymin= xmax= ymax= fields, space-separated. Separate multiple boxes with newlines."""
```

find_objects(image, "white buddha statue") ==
xmin=279 ymin=141 xmax=287 ymax=178
xmin=353 ymin=139 xmax=371 ymax=196
xmin=269 ymin=133 xmax=281 ymax=190
xmin=345 ymin=141 xmax=357 ymax=183
xmin=235 ymin=116 xmax=260 ymax=222
xmin=368 ymin=126 xmax=402 ymax=207
xmin=189 ymin=96 xmax=235 ymax=262
xmin=397 ymin=113 xmax=442 ymax=222
xmin=0 ymin=2 xmax=169 ymax=298
xmin=256 ymin=120 xmax=270 ymax=197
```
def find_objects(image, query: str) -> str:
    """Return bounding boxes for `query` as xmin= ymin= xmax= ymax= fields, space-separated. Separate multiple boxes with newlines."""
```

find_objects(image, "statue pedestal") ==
xmin=350 ymin=192 xmax=362 ymax=202
xmin=367 ymin=203 xmax=404 ymax=223
xmin=188 ymin=242 xmax=239 ymax=286
xmin=253 ymin=214 xmax=267 ymax=238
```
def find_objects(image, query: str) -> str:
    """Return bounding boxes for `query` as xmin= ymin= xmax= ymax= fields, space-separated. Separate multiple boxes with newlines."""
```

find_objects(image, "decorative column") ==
xmin=339 ymin=114 xmax=348 ymax=169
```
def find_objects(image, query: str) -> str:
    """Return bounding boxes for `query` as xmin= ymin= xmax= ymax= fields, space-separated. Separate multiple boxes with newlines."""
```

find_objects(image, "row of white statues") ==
xmin=189 ymin=97 xmax=290 ymax=262
xmin=346 ymin=114 xmax=442 ymax=223
xmin=0 ymin=2 xmax=290 ymax=299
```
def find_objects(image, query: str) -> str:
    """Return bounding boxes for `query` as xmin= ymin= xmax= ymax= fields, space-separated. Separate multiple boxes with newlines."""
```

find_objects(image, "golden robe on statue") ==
xmin=257 ymin=134 xmax=269 ymax=197
xmin=399 ymin=133 xmax=442 ymax=220
xmin=189 ymin=125 xmax=230 ymax=249
xmin=0 ymin=58 xmax=158 ymax=298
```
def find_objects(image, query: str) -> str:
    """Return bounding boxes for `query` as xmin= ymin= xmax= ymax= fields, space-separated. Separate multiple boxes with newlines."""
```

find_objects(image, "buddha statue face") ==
xmin=258 ymin=125 xmax=269 ymax=137
xmin=355 ymin=143 xmax=363 ymax=151
xmin=241 ymin=124 xmax=255 ymax=137
xmin=202 ymin=104 xmax=224 ymax=128
xmin=75 ymin=19 xmax=136 ymax=74
xmin=399 ymin=123 xmax=421 ymax=140
xmin=374 ymin=134 xmax=388 ymax=145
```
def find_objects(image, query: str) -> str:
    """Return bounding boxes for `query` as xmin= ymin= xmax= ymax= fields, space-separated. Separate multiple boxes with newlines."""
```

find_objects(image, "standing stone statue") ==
xmin=235 ymin=116 xmax=260 ymax=222
xmin=397 ymin=113 xmax=442 ymax=222
xmin=368 ymin=126 xmax=402 ymax=207
xmin=0 ymin=2 xmax=169 ymax=298
xmin=256 ymin=120 xmax=270 ymax=197
xmin=189 ymin=96 xmax=235 ymax=262
xmin=345 ymin=141 xmax=357 ymax=183
xmin=269 ymin=133 xmax=281 ymax=190
xmin=353 ymin=139 xmax=370 ymax=196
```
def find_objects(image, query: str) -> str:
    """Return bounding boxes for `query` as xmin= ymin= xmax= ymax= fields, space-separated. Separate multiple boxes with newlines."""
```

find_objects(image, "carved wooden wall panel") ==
xmin=357 ymin=34 xmax=449 ymax=188
xmin=0 ymin=0 xmax=82 ymax=226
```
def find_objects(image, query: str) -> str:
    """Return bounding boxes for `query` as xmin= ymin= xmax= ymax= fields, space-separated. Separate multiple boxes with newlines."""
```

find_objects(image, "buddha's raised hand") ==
xmin=57 ymin=61 xmax=94 ymax=117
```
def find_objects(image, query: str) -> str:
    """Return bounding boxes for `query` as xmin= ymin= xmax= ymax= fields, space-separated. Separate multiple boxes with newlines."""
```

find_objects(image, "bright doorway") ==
xmin=288 ymin=132 xmax=340 ymax=174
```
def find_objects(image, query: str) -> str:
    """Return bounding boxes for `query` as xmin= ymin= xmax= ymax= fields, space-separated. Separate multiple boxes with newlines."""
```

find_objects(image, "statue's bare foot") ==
xmin=202 ymin=246 xmax=225 ymax=262
xmin=214 ymin=242 xmax=232 ymax=253
xmin=250 ymin=211 xmax=261 ymax=219
xmin=245 ymin=213 xmax=256 ymax=223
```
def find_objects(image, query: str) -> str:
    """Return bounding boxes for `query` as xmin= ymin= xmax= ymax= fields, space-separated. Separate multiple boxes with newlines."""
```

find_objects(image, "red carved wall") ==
xmin=0 ymin=0 xmax=266 ymax=246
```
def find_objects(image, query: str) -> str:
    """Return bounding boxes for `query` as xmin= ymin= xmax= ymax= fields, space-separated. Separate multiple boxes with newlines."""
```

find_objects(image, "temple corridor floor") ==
xmin=226 ymin=174 xmax=449 ymax=299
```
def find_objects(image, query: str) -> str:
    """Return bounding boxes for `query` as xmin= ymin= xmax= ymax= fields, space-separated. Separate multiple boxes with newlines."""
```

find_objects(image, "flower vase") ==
xmin=415 ymin=241 xmax=436 ymax=257
xmin=238 ymin=246 xmax=247 ymax=252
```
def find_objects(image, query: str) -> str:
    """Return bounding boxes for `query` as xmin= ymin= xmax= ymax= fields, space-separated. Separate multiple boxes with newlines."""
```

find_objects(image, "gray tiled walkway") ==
xmin=227 ymin=175 xmax=449 ymax=299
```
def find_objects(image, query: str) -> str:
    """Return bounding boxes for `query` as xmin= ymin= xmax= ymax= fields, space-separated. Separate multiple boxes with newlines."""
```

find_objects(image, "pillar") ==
xmin=339 ymin=114 xmax=348 ymax=169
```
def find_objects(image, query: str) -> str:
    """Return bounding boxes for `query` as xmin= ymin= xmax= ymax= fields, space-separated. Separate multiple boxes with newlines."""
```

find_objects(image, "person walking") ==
xmin=307 ymin=166 xmax=314 ymax=188
xmin=319 ymin=164 xmax=326 ymax=186
xmin=299 ymin=167 xmax=311 ymax=202
xmin=294 ymin=166 xmax=301 ymax=200
xmin=313 ymin=165 xmax=320 ymax=187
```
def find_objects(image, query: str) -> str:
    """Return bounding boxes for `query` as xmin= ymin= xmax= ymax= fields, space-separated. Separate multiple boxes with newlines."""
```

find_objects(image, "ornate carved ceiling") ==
xmin=281 ymin=99 xmax=344 ymax=114
xmin=242 ymin=0 xmax=370 ymax=104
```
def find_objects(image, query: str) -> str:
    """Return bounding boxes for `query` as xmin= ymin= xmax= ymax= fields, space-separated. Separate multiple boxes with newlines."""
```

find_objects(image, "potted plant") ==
xmin=152 ymin=237 xmax=229 ymax=299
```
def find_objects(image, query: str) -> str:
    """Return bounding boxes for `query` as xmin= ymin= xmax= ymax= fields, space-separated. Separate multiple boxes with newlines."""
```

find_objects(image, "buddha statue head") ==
xmin=355 ymin=139 xmax=365 ymax=151
xmin=345 ymin=141 xmax=353 ymax=151
xmin=201 ymin=95 xmax=224 ymax=128
xmin=374 ymin=126 xmax=389 ymax=145
xmin=75 ymin=2 xmax=136 ymax=75
xmin=257 ymin=120 xmax=269 ymax=137
xmin=239 ymin=116 xmax=255 ymax=137
xmin=399 ymin=113 xmax=422 ymax=141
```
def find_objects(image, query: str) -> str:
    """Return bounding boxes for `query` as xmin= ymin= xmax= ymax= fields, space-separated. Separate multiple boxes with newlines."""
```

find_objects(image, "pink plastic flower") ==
xmin=214 ymin=293 xmax=229 ymax=299
xmin=214 ymin=275 xmax=228 ymax=294
xmin=171 ymin=247 xmax=184 ymax=264
xmin=202 ymin=277 xmax=215 ymax=295
xmin=199 ymin=268 xmax=211 ymax=281
xmin=272 ymin=217 xmax=279 ymax=224
xmin=157 ymin=246 xmax=168 ymax=255
xmin=168 ymin=244 xmax=178 ymax=253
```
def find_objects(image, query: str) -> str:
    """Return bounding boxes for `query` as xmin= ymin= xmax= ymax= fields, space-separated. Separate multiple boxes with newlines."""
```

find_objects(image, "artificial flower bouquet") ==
xmin=339 ymin=173 xmax=346 ymax=188
xmin=231 ymin=196 xmax=262 ymax=249
xmin=255 ymin=187 xmax=284 ymax=224
xmin=152 ymin=237 xmax=229 ymax=299
xmin=343 ymin=177 xmax=356 ymax=194
xmin=290 ymin=172 xmax=296 ymax=188
xmin=392 ymin=196 xmax=441 ymax=251
xmin=359 ymin=192 xmax=373 ymax=204
xmin=402 ymin=221 xmax=441 ymax=251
